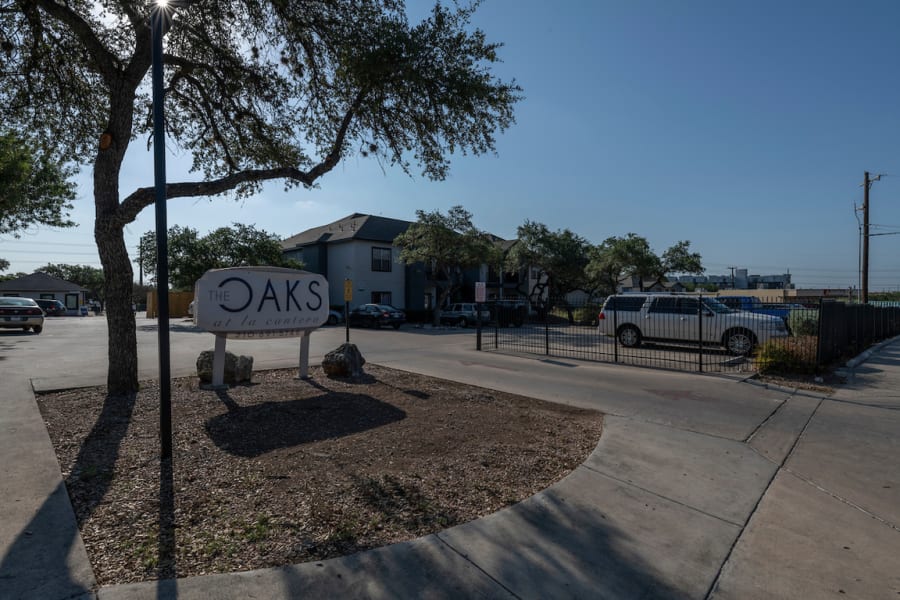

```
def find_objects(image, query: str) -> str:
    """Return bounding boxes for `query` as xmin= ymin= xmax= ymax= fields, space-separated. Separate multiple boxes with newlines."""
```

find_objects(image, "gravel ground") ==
xmin=36 ymin=364 xmax=604 ymax=585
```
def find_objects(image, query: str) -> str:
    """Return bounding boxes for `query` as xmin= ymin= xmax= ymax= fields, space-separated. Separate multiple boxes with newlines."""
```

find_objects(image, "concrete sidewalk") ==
xmin=2 ymin=333 xmax=898 ymax=599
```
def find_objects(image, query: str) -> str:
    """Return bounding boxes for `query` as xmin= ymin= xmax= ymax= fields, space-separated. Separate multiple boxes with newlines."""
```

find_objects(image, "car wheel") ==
xmin=327 ymin=314 xmax=338 ymax=325
xmin=724 ymin=329 xmax=756 ymax=356
xmin=392 ymin=323 xmax=401 ymax=329
xmin=32 ymin=325 xmax=43 ymax=334
xmin=617 ymin=325 xmax=642 ymax=348
xmin=458 ymin=317 xmax=468 ymax=328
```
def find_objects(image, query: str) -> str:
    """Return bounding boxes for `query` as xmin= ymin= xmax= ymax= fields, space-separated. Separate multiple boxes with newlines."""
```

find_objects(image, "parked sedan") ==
xmin=348 ymin=304 xmax=406 ymax=329
xmin=35 ymin=298 xmax=67 ymax=316
xmin=0 ymin=297 xmax=45 ymax=333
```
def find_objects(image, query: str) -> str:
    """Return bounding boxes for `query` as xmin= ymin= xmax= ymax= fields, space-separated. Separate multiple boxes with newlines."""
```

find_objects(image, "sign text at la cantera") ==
xmin=194 ymin=267 xmax=329 ymax=339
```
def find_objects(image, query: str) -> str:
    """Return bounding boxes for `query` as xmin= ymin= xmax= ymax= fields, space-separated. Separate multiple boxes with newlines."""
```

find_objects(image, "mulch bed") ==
xmin=37 ymin=364 xmax=603 ymax=585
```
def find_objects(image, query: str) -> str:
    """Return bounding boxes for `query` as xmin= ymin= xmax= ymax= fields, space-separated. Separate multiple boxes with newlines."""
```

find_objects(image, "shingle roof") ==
xmin=281 ymin=213 xmax=413 ymax=249
xmin=0 ymin=271 xmax=85 ymax=292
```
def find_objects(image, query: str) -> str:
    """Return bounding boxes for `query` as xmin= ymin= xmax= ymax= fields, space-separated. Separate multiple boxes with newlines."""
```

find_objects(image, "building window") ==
xmin=372 ymin=247 xmax=392 ymax=272
xmin=371 ymin=291 xmax=392 ymax=305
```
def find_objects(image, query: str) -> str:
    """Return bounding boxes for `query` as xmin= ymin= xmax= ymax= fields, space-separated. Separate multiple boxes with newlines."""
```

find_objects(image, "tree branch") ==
xmin=30 ymin=0 xmax=121 ymax=84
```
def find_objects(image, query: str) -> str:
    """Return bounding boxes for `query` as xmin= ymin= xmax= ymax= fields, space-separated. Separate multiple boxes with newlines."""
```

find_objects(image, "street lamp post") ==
xmin=151 ymin=2 xmax=172 ymax=460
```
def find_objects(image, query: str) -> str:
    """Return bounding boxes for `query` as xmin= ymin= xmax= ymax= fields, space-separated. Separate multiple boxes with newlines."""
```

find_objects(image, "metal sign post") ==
xmin=475 ymin=282 xmax=486 ymax=351
xmin=344 ymin=278 xmax=352 ymax=342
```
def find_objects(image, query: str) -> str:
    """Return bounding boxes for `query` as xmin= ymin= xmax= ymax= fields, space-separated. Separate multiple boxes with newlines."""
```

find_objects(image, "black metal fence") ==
xmin=479 ymin=295 xmax=900 ymax=375
xmin=817 ymin=300 xmax=900 ymax=365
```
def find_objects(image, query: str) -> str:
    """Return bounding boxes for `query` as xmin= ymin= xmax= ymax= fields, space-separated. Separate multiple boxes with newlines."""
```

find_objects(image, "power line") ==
xmin=0 ymin=240 xmax=99 ymax=248
xmin=0 ymin=249 xmax=100 ymax=256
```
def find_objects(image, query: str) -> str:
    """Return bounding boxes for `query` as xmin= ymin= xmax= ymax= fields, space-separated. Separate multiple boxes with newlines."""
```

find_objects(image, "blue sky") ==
xmin=3 ymin=0 xmax=900 ymax=290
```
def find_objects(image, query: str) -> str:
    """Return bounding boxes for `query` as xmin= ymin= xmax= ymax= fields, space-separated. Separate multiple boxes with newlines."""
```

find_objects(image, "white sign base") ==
xmin=295 ymin=330 xmax=311 ymax=380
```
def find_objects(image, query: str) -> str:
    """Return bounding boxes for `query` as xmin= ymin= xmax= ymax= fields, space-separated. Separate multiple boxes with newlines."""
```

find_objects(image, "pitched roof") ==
xmin=281 ymin=213 xmax=414 ymax=249
xmin=0 ymin=271 xmax=85 ymax=292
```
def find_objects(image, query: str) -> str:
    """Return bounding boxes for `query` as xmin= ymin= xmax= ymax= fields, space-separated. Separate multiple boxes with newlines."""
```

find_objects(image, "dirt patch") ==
xmin=755 ymin=369 xmax=844 ymax=394
xmin=36 ymin=364 xmax=603 ymax=585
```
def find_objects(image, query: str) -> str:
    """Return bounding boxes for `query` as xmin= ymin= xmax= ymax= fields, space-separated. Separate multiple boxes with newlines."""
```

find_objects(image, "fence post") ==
xmin=613 ymin=299 xmax=619 ymax=363
xmin=698 ymin=293 xmax=704 ymax=373
xmin=476 ymin=313 xmax=482 ymax=351
xmin=545 ymin=308 xmax=550 ymax=356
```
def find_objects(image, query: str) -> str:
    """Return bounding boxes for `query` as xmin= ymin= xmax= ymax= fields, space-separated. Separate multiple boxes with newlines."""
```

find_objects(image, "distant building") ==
xmin=281 ymin=213 xmax=417 ymax=310
xmin=0 ymin=272 xmax=87 ymax=314
xmin=280 ymin=213 xmax=524 ymax=312
xmin=676 ymin=268 xmax=792 ymax=290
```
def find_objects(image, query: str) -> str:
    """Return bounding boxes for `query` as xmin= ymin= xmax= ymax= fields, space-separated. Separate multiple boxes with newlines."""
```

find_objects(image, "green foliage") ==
xmin=756 ymin=339 xmax=817 ymax=374
xmin=788 ymin=310 xmax=819 ymax=336
xmin=550 ymin=304 xmax=602 ymax=325
xmin=585 ymin=234 xmax=703 ymax=295
xmin=138 ymin=223 xmax=302 ymax=290
xmin=1 ymin=2 xmax=520 ymax=187
xmin=39 ymin=263 xmax=105 ymax=302
xmin=395 ymin=206 xmax=500 ymax=321
xmin=506 ymin=221 xmax=590 ymax=300
xmin=0 ymin=132 xmax=77 ymax=267
xmin=871 ymin=291 xmax=900 ymax=302
xmin=1 ymin=1 xmax=520 ymax=393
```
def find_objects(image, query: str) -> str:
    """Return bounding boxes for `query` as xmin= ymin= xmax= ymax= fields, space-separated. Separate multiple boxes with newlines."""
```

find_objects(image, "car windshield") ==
xmin=1 ymin=298 xmax=35 ymax=307
xmin=702 ymin=298 xmax=732 ymax=314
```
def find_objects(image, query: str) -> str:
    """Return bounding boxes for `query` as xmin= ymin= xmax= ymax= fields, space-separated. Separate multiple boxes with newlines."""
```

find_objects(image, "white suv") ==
xmin=597 ymin=293 xmax=789 ymax=355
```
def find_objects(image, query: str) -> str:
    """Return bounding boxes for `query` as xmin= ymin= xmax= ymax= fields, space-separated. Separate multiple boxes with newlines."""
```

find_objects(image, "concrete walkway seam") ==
xmin=782 ymin=467 xmax=900 ymax=533
xmin=432 ymin=533 xmax=524 ymax=600
xmin=703 ymin=388 xmax=825 ymax=599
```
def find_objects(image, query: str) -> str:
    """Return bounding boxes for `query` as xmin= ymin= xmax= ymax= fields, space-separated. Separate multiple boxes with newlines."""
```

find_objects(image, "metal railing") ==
xmin=479 ymin=295 xmax=899 ymax=375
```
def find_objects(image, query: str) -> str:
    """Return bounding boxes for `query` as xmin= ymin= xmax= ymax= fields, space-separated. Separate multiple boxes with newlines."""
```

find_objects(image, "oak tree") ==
xmin=506 ymin=220 xmax=590 ymax=304
xmin=1 ymin=1 xmax=520 ymax=393
xmin=137 ymin=223 xmax=302 ymax=290
xmin=394 ymin=206 xmax=500 ymax=325
xmin=585 ymin=234 xmax=703 ymax=294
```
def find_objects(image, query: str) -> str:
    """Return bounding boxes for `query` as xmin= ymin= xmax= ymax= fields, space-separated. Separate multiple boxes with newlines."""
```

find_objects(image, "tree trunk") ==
xmin=94 ymin=94 xmax=139 ymax=394
xmin=96 ymin=204 xmax=139 ymax=394
xmin=433 ymin=287 xmax=451 ymax=326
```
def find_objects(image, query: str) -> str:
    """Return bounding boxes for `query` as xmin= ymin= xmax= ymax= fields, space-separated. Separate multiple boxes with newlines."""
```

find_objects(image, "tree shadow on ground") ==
xmin=206 ymin=389 xmax=406 ymax=457
xmin=62 ymin=392 xmax=139 ymax=527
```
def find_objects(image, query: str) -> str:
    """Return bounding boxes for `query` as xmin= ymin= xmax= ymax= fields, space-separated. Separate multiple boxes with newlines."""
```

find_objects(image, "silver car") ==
xmin=0 ymin=297 xmax=45 ymax=334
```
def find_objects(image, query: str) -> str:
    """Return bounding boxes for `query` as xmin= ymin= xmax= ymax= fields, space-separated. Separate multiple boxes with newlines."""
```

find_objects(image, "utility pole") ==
xmin=728 ymin=266 xmax=736 ymax=289
xmin=861 ymin=171 xmax=883 ymax=304
xmin=862 ymin=172 xmax=870 ymax=304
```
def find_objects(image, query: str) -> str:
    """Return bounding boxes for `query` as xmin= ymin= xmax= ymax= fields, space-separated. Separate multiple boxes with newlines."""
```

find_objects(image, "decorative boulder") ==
xmin=196 ymin=350 xmax=254 ymax=384
xmin=322 ymin=343 xmax=366 ymax=378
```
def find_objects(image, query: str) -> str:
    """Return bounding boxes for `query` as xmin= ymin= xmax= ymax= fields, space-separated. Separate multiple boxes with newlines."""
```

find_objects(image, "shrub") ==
xmin=756 ymin=338 xmax=817 ymax=374
xmin=549 ymin=304 xmax=602 ymax=325
xmin=788 ymin=309 xmax=819 ymax=336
